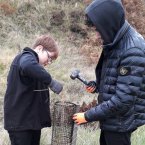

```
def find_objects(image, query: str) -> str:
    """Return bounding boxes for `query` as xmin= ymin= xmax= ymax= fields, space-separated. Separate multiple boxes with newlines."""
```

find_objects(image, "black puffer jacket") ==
xmin=85 ymin=0 xmax=145 ymax=132
xmin=4 ymin=48 xmax=52 ymax=131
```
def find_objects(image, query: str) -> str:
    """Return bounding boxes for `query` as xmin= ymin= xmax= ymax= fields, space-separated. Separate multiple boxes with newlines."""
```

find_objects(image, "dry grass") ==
xmin=0 ymin=0 xmax=145 ymax=145
xmin=0 ymin=48 xmax=18 ymax=96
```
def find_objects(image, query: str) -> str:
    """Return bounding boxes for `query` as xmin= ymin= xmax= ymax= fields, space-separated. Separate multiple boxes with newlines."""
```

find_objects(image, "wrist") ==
xmin=84 ymin=112 xmax=90 ymax=122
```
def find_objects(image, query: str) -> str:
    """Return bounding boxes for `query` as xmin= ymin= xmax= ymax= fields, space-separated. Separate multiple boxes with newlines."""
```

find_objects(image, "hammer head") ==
xmin=70 ymin=70 xmax=80 ymax=80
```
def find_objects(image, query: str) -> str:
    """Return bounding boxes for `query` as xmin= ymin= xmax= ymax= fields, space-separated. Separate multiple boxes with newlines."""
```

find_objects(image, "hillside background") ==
xmin=0 ymin=0 xmax=145 ymax=145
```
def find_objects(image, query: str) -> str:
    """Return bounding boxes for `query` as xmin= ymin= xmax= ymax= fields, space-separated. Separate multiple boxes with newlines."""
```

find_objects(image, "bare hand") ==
xmin=72 ymin=113 xmax=87 ymax=125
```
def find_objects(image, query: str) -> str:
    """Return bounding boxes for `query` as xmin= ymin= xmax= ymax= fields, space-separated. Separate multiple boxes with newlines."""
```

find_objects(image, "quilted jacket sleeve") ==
xmin=85 ymin=47 xmax=145 ymax=121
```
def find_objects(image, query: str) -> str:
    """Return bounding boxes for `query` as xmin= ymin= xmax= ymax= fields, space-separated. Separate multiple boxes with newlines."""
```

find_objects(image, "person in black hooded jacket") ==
xmin=73 ymin=0 xmax=145 ymax=145
xmin=4 ymin=34 xmax=63 ymax=145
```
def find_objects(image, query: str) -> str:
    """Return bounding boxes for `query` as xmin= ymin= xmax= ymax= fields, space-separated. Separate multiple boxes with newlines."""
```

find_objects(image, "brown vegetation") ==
xmin=70 ymin=23 xmax=87 ymax=38
xmin=80 ymin=99 xmax=97 ymax=112
xmin=123 ymin=0 xmax=145 ymax=37
xmin=79 ymin=33 xmax=102 ymax=65
xmin=50 ymin=10 xmax=65 ymax=26
xmin=0 ymin=2 xmax=16 ymax=15
xmin=55 ymin=0 xmax=82 ymax=4
xmin=69 ymin=10 xmax=84 ymax=23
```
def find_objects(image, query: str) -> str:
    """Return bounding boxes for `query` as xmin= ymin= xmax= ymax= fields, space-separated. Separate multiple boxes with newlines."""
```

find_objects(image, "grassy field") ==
xmin=0 ymin=0 xmax=145 ymax=145
xmin=1 ymin=124 xmax=145 ymax=145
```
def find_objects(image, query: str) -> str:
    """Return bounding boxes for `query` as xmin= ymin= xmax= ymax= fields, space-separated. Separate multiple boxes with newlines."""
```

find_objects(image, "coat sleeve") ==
xmin=19 ymin=53 xmax=52 ymax=85
xmin=85 ymin=48 xmax=145 ymax=122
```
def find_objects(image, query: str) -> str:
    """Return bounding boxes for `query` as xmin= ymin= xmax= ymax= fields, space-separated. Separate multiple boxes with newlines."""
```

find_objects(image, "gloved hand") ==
xmin=72 ymin=113 xmax=87 ymax=125
xmin=86 ymin=81 xmax=97 ymax=93
xmin=49 ymin=79 xmax=63 ymax=94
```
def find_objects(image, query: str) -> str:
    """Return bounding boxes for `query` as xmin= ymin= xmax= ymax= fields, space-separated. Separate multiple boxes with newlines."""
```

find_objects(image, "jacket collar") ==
xmin=103 ymin=21 xmax=130 ymax=50
xmin=23 ymin=47 xmax=39 ymax=62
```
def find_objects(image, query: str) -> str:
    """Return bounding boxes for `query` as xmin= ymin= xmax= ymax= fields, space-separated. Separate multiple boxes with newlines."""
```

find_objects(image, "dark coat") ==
xmin=85 ymin=0 xmax=145 ymax=132
xmin=4 ymin=48 xmax=52 ymax=131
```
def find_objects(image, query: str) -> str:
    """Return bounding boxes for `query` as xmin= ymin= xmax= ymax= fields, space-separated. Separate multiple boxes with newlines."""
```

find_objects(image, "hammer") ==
xmin=70 ymin=70 xmax=88 ymax=85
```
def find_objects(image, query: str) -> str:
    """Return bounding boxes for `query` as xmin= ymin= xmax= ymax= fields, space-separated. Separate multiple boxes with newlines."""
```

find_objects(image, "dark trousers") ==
xmin=8 ymin=130 xmax=41 ymax=145
xmin=100 ymin=130 xmax=132 ymax=145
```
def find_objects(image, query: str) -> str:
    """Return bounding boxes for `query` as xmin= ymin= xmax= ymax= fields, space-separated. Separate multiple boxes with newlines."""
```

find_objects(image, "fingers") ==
xmin=86 ymin=81 xmax=96 ymax=93
xmin=86 ymin=86 xmax=96 ymax=93
xmin=72 ymin=114 xmax=77 ymax=120
xmin=72 ymin=114 xmax=80 ymax=124
xmin=72 ymin=113 xmax=87 ymax=125
xmin=74 ymin=120 xmax=79 ymax=125
xmin=74 ymin=119 xmax=81 ymax=125
xmin=72 ymin=115 xmax=79 ymax=124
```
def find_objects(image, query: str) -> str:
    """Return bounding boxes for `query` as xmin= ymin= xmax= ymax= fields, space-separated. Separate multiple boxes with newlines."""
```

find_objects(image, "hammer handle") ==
xmin=77 ymin=77 xmax=88 ymax=85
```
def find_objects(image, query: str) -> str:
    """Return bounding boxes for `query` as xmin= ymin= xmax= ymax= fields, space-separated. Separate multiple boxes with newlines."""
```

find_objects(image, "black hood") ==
xmin=85 ymin=0 xmax=125 ymax=45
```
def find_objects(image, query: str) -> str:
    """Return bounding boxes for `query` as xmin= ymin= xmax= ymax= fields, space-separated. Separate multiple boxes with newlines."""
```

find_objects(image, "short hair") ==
xmin=32 ymin=34 xmax=58 ymax=59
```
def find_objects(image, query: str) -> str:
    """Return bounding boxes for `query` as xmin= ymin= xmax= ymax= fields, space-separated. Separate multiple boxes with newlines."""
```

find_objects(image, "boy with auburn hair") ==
xmin=4 ymin=34 xmax=63 ymax=145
